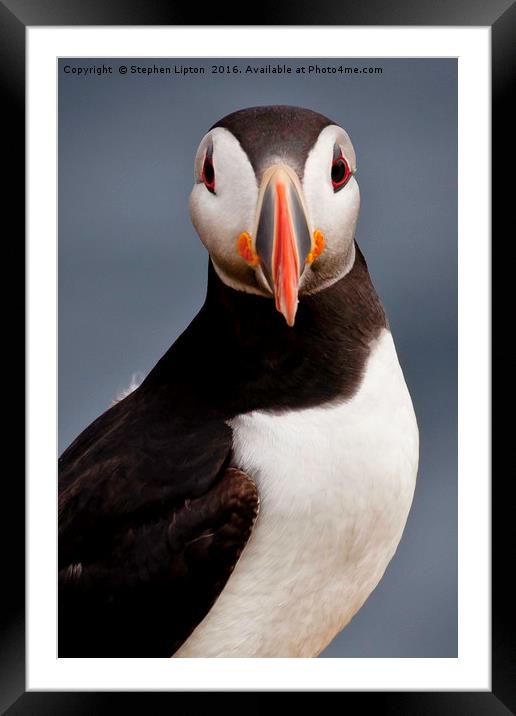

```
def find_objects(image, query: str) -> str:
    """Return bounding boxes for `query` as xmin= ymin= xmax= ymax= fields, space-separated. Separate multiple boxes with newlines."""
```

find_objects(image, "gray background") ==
xmin=58 ymin=58 xmax=457 ymax=657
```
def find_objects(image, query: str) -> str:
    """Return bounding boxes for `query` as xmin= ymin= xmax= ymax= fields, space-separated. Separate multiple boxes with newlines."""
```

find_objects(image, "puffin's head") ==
xmin=189 ymin=105 xmax=359 ymax=326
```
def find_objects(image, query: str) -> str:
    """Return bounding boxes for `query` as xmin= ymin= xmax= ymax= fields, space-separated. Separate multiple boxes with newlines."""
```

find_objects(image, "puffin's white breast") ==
xmin=175 ymin=329 xmax=419 ymax=657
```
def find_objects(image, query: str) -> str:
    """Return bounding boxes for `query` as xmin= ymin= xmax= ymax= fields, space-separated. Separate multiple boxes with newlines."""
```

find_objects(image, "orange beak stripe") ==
xmin=272 ymin=181 xmax=300 ymax=327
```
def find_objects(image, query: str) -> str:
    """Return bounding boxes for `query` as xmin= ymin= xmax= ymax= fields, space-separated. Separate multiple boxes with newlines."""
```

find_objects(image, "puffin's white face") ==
xmin=189 ymin=117 xmax=359 ymax=326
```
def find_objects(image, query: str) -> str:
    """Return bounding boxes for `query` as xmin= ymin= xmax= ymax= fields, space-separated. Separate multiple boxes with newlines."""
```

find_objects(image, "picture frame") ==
xmin=3 ymin=0 xmax=507 ymax=711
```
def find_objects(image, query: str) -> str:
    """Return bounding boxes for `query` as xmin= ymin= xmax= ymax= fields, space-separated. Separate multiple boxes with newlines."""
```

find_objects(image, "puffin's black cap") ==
xmin=211 ymin=105 xmax=335 ymax=180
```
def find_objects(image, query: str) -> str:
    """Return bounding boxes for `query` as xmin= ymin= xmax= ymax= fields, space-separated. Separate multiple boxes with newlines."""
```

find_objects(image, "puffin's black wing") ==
xmin=58 ymin=301 xmax=260 ymax=656
xmin=59 ymin=460 xmax=258 ymax=657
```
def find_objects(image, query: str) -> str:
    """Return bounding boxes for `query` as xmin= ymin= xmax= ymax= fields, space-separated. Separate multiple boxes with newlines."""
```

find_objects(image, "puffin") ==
xmin=58 ymin=105 xmax=419 ymax=658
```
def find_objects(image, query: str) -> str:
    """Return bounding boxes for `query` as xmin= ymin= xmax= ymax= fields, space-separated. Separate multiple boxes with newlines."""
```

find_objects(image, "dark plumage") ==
xmin=59 ymin=468 xmax=258 ymax=656
xmin=58 ymin=246 xmax=385 ymax=656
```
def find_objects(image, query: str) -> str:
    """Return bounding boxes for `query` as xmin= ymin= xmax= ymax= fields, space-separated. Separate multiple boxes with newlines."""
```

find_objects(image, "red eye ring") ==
xmin=331 ymin=155 xmax=351 ymax=192
xmin=202 ymin=155 xmax=216 ymax=194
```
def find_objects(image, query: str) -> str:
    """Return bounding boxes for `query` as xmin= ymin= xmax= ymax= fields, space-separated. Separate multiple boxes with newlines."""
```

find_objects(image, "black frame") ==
xmin=3 ymin=0 xmax=510 ymax=712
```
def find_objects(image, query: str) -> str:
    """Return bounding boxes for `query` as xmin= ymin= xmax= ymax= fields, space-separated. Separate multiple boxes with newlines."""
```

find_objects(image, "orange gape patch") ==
xmin=237 ymin=232 xmax=260 ymax=266
xmin=306 ymin=230 xmax=325 ymax=264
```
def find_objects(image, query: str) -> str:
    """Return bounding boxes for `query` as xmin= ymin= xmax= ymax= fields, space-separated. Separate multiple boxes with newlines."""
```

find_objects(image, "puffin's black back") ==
xmin=58 ymin=245 xmax=386 ymax=656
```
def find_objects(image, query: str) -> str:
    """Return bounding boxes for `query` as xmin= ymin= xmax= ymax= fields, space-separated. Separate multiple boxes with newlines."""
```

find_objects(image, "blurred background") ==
xmin=58 ymin=57 xmax=457 ymax=657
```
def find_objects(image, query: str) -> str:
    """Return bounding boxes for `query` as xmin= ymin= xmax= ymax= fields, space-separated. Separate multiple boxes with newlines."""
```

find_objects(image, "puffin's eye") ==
xmin=202 ymin=155 xmax=216 ymax=194
xmin=331 ymin=156 xmax=351 ymax=192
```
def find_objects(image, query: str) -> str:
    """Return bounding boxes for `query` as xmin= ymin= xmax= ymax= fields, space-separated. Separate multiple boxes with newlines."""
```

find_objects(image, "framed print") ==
xmin=3 ymin=0 xmax=509 ymax=711
xmin=56 ymin=54 xmax=455 ymax=664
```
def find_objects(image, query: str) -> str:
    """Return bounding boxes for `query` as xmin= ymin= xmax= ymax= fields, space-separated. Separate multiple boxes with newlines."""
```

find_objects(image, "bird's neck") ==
xmin=198 ymin=243 xmax=387 ymax=414
xmin=145 ymin=242 xmax=386 ymax=417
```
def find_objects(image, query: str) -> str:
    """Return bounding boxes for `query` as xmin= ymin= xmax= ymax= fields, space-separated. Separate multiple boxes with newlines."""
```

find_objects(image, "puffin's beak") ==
xmin=254 ymin=165 xmax=312 ymax=327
